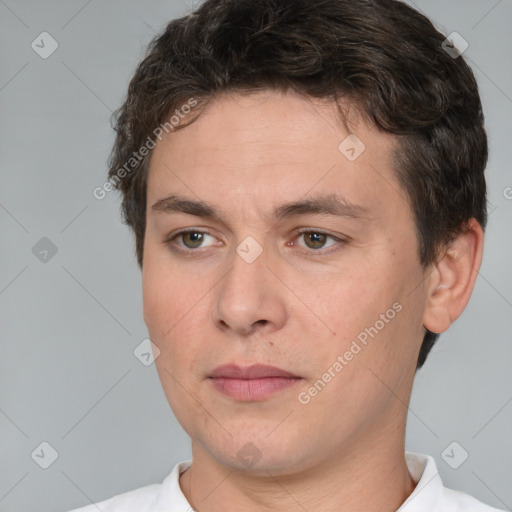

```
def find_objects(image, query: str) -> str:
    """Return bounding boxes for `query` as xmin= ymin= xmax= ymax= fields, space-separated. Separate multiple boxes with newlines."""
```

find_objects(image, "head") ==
xmin=107 ymin=0 xmax=487 ymax=474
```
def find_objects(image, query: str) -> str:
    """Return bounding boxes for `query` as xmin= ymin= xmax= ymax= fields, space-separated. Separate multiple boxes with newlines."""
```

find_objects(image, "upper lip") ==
xmin=209 ymin=364 xmax=299 ymax=379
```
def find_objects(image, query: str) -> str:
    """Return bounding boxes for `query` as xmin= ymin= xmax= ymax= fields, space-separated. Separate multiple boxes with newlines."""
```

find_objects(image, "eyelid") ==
xmin=164 ymin=227 xmax=348 ymax=254
xmin=290 ymin=228 xmax=347 ymax=251
xmin=164 ymin=227 xmax=219 ymax=250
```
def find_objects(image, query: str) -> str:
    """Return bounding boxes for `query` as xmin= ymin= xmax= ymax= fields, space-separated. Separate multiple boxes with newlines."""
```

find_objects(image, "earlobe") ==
xmin=422 ymin=219 xmax=484 ymax=335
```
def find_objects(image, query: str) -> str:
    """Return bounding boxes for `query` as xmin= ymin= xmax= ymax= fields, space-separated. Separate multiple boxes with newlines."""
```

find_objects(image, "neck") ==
xmin=179 ymin=413 xmax=416 ymax=512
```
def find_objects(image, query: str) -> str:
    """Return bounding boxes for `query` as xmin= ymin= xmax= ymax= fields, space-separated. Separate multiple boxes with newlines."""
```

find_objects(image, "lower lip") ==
xmin=210 ymin=377 xmax=301 ymax=401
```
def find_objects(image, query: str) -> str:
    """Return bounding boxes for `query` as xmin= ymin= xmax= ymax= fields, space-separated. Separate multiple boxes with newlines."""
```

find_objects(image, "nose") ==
xmin=211 ymin=241 xmax=287 ymax=337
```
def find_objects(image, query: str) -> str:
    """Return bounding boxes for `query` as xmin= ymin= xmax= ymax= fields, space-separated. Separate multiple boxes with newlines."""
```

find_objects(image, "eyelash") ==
xmin=163 ymin=228 xmax=347 ymax=255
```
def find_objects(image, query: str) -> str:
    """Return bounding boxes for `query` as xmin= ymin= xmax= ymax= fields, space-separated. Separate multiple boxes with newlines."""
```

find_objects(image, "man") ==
xmin=70 ymin=0 xmax=504 ymax=510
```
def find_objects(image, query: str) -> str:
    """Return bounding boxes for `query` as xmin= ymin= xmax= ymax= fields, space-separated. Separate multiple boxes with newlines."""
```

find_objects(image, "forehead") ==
xmin=146 ymin=90 xmax=407 ymax=223
xmin=152 ymin=90 xmax=394 ymax=161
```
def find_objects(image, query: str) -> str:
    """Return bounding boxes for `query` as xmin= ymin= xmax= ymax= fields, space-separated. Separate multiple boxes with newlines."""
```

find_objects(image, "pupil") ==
xmin=307 ymin=233 xmax=325 ymax=248
xmin=186 ymin=232 xmax=203 ymax=247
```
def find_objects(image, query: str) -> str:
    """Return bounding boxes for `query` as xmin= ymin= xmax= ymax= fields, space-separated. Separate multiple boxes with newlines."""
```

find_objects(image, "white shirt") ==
xmin=67 ymin=452 xmax=505 ymax=511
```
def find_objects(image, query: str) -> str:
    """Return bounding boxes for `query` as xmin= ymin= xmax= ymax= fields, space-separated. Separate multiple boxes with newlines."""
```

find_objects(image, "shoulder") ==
xmin=66 ymin=482 xmax=162 ymax=512
xmin=441 ymin=486 xmax=506 ymax=512
xmin=402 ymin=452 xmax=506 ymax=512
xmin=64 ymin=460 xmax=193 ymax=512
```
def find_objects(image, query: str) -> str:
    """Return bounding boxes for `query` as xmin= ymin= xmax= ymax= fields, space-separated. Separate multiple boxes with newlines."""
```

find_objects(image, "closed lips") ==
xmin=209 ymin=364 xmax=300 ymax=379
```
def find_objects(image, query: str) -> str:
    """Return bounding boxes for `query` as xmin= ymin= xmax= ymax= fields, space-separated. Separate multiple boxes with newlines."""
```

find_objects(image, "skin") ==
xmin=141 ymin=90 xmax=484 ymax=512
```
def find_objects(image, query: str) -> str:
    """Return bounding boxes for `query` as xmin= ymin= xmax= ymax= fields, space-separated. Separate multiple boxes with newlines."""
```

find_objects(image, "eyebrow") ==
xmin=151 ymin=193 xmax=372 ymax=224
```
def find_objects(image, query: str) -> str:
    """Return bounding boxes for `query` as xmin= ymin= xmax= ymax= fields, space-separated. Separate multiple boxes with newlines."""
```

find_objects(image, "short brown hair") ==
xmin=107 ymin=0 xmax=488 ymax=369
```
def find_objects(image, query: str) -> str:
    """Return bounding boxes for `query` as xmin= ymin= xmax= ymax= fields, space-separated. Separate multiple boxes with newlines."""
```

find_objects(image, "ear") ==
xmin=422 ymin=218 xmax=484 ymax=334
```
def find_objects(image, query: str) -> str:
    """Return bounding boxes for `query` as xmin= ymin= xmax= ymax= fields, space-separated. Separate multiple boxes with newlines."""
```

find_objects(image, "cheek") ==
xmin=320 ymin=268 xmax=394 ymax=336
xmin=317 ymin=258 xmax=420 ymax=371
xmin=310 ymin=302 xmax=416 ymax=426
xmin=142 ymin=249 xmax=192 ymax=338
xmin=142 ymin=264 xmax=209 ymax=369
xmin=142 ymin=271 xmax=169 ymax=340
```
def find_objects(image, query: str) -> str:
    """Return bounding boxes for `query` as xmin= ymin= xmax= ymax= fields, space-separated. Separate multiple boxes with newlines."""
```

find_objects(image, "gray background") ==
xmin=0 ymin=1 xmax=511 ymax=511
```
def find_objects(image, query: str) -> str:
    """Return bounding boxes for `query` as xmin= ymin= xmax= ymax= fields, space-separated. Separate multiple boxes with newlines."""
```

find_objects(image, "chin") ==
xmin=194 ymin=427 xmax=322 ymax=476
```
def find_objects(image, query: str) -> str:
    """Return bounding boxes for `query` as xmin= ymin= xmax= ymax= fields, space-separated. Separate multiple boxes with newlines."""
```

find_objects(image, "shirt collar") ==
xmin=155 ymin=460 xmax=192 ymax=511
xmin=155 ymin=451 xmax=441 ymax=512
xmin=397 ymin=451 xmax=444 ymax=511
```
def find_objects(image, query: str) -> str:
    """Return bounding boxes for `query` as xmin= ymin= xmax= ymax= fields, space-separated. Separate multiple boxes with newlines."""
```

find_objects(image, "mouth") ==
xmin=208 ymin=364 xmax=302 ymax=401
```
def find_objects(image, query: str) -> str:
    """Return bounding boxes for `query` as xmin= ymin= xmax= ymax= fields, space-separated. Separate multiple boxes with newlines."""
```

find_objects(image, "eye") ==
xmin=164 ymin=228 xmax=347 ymax=255
xmin=291 ymin=229 xmax=346 ymax=251
xmin=166 ymin=229 xmax=218 ymax=251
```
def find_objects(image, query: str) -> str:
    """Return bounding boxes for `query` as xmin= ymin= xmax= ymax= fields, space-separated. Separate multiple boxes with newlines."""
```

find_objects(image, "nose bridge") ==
xmin=212 ymin=236 xmax=286 ymax=334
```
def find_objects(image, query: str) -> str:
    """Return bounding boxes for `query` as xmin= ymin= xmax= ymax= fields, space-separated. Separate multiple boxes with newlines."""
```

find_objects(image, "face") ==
xmin=142 ymin=90 xmax=430 ymax=475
